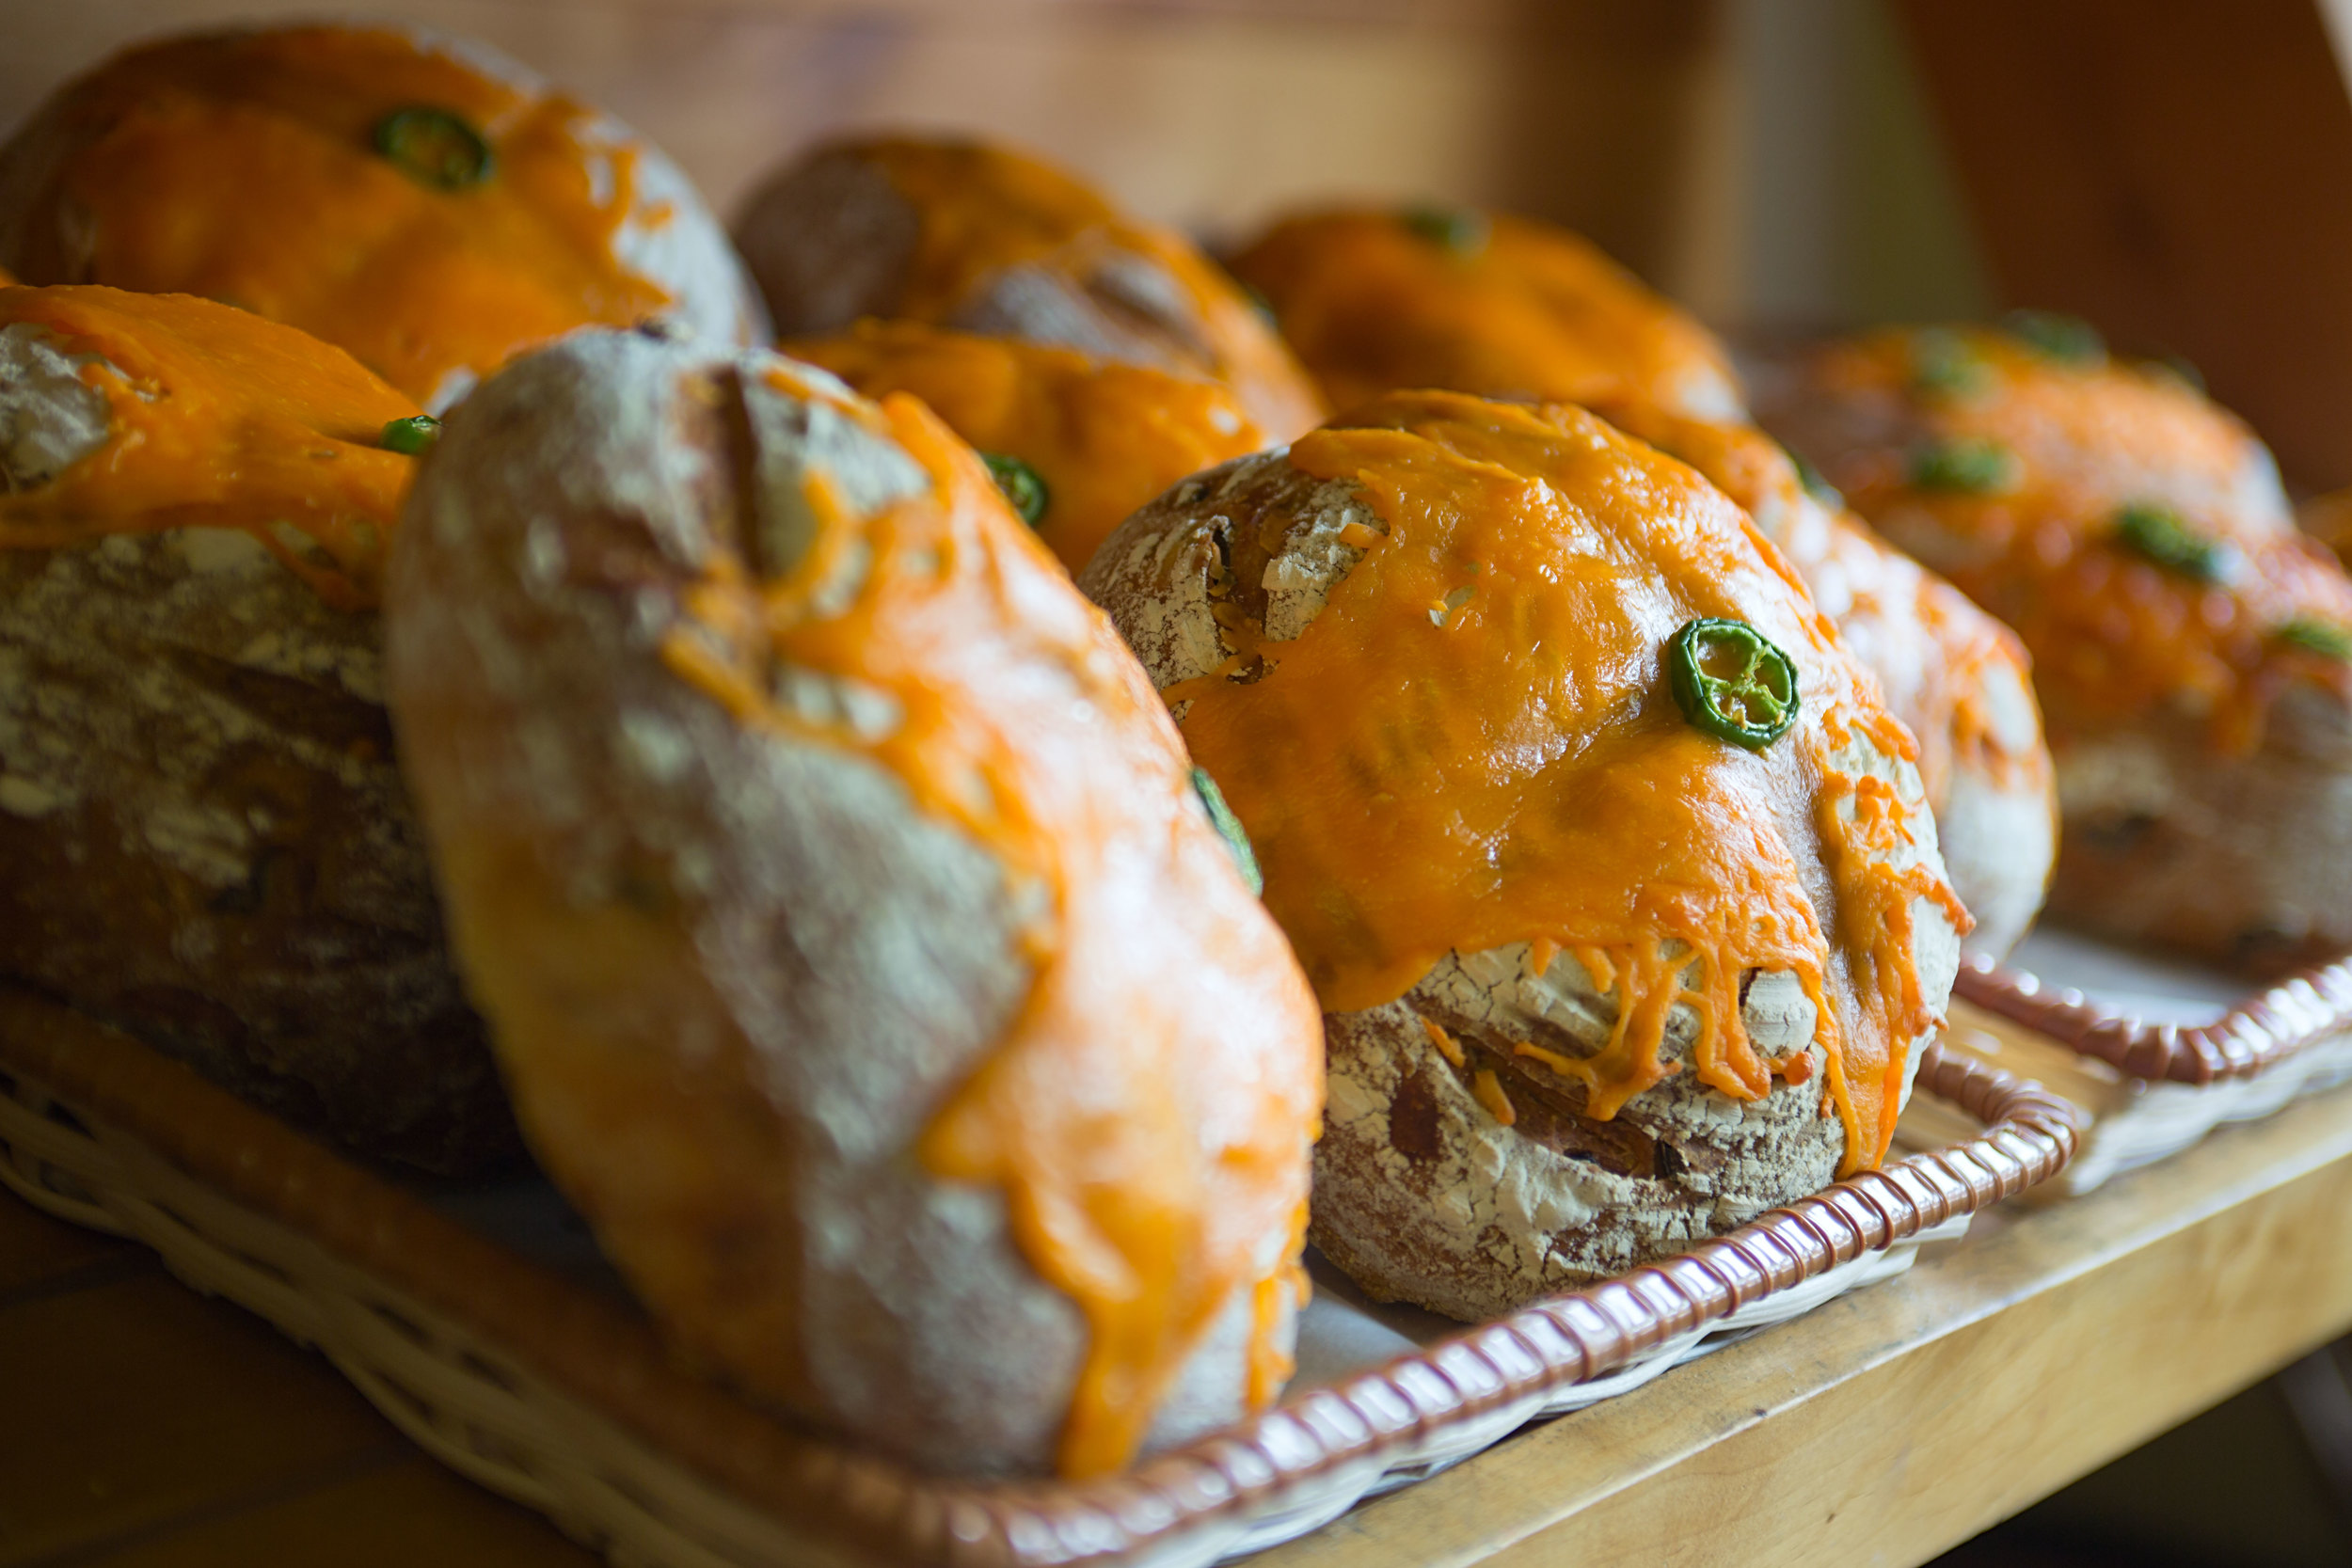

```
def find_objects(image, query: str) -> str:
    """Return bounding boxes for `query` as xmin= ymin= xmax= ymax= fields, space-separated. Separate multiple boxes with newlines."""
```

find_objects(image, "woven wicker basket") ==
xmin=0 ymin=986 xmax=2077 ymax=1568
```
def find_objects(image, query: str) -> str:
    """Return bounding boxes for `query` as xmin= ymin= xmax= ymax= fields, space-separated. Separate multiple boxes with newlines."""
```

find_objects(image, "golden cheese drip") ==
xmin=659 ymin=378 xmax=1321 ymax=1478
xmin=0 ymin=285 xmax=421 ymax=608
xmin=1229 ymin=207 xmax=1743 ymax=420
xmin=1818 ymin=328 xmax=2352 ymax=752
xmin=1172 ymin=391 xmax=1962 ymax=1172
xmin=787 ymin=319 xmax=1267 ymax=573
xmin=844 ymin=136 xmax=1327 ymax=441
xmin=22 ymin=26 xmax=672 ymax=406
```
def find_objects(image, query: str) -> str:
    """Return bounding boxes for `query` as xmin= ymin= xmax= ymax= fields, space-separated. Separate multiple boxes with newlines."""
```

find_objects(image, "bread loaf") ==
xmin=0 ymin=284 xmax=511 ymax=1173
xmin=1761 ymin=322 xmax=2352 ymax=972
xmin=1080 ymin=390 xmax=1963 ymax=1319
xmin=383 ymin=326 xmax=1323 ymax=1477
xmin=0 ymin=24 xmax=767 ymax=410
xmin=734 ymin=134 xmax=1325 ymax=442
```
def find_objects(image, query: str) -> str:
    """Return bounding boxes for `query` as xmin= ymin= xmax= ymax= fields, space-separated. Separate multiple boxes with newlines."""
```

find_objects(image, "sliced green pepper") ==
xmin=1190 ymin=768 xmax=1263 ymax=895
xmin=1909 ymin=436 xmax=2018 ymax=494
xmin=981 ymin=452 xmax=1049 ymax=528
xmin=1669 ymin=618 xmax=1800 ymax=751
xmin=1909 ymin=327 xmax=1989 ymax=400
xmin=373 ymin=107 xmax=495 ymax=190
xmin=2279 ymin=617 xmax=2352 ymax=660
xmin=2004 ymin=309 xmax=2105 ymax=364
xmin=1779 ymin=440 xmax=1843 ymax=509
xmin=1401 ymin=205 xmax=1489 ymax=256
xmin=381 ymin=414 xmax=441 ymax=455
xmin=2115 ymin=502 xmax=2234 ymax=583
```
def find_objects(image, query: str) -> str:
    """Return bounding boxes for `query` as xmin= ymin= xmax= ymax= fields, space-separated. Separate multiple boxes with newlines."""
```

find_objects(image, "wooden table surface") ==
xmin=8 ymin=1025 xmax=2352 ymax=1568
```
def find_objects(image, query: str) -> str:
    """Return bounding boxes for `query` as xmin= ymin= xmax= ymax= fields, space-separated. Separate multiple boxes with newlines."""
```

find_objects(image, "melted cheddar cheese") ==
xmin=1815 ymin=327 xmax=2352 ymax=752
xmin=1229 ymin=208 xmax=1743 ymax=421
xmin=1172 ymin=391 xmax=1963 ymax=1172
xmin=838 ymin=136 xmax=1327 ymax=441
xmin=658 ymin=374 xmax=1321 ymax=1479
xmin=13 ymin=27 xmax=672 ymax=407
xmin=0 ymin=285 xmax=421 ymax=608
xmin=1603 ymin=404 xmax=2048 ymax=806
xmin=787 ymin=319 xmax=1267 ymax=574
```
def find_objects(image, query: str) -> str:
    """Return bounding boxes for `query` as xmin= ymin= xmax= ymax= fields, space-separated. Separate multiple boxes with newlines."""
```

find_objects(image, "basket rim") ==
xmin=1955 ymin=947 xmax=2352 ymax=1086
xmin=0 ymin=984 xmax=2078 ymax=1568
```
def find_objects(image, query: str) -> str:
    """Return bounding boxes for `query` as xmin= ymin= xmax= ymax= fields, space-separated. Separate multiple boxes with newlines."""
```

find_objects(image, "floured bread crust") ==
xmin=1082 ymin=447 xmax=1959 ymax=1318
xmin=386 ymin=327 xmax=1311 ymax=1474
xmin=0 ymin=525 xmax=510 ymax=1172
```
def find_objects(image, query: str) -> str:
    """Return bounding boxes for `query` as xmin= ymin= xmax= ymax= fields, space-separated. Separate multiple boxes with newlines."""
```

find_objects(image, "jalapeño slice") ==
xmin=1190 ymin=768 xmax=1263 ymax=895
xmin=2279 ymin=617 xmax=2352 ymax=660
xmin=373 ymin=107 xmax=495 ymax=190
xmin=1909 ymin=436 xmax=2017 ymax=494
xmin=2115 ymin=502 xmax=2234 ymax=583
xmin=2004 ymin=309 xmax=2105 ymax=364
xmin=981 ymin=452 xmax=1050 ymax=528
xmin=381 ymin=414 xmax=442 ymax=455
xmin=1670 ymin=618 xmax=1800 ymax=751
xmin=1909 ymin=326 xmax=1990 ymax=400
xmin=1401 ymin=204 xmax=1489 ymax=256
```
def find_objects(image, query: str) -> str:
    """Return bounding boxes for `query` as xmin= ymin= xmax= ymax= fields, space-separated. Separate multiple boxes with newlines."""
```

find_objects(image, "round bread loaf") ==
xmin=383 ymin=325 xmax=1323 ymax=1477
xmin=1079 ymin=390 xmax=1964 ymax=1320
xmin=1761 ymin=322 xmax=2352 ymax=973
xmin=733 ymin=134 xmax=1326 ymax=442
xmin=0 ymin=24 xmax=767 ymax=411
xmin=1225 ymin=204 xmax=2055 ymax=957
xmin=0 ymin=284 xmax=511 ymax=1173
xmin=787 ymin=318 xmax=1270 ymax=575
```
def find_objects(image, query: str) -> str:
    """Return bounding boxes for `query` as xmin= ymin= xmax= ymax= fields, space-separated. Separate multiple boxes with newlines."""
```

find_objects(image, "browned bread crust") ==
xmin=384 ymin=327 xmax=1320 ymax=1475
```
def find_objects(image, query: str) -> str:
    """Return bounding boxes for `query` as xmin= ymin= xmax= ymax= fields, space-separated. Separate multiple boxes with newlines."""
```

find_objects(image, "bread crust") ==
xmin=732 ymin=135 xmax=1327 ymax=441
xmin=386 ymin=327 xmax=1316 ymax=1474
xmin=1080 ymin=444 xmax=1959 ymax=1319
xmin=0 ymin=528 xmax=511 ymax=1172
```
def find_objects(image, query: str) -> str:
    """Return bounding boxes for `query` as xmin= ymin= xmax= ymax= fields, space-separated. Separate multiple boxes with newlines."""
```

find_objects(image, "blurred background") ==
xmin=8 ymin=2 xmax=2352 ymax=1561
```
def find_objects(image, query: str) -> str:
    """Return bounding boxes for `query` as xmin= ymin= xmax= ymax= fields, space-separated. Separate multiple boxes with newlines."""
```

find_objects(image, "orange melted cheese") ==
xmin=657 ymin=379 xmax=1321 ymax=1478
xmin=1603 ymin=404 xmax=2049 ymax=807
xmin=1172 ymin=391 xmax=1963 ymax=1171
xmin=1229 ymin=208 xmax=1744 ymax=421
xmin=0 ymin=285 xmax=421 ymax=608
xmin=842 ymin=137 xmax=1327 ymax=441
xmin=1818 ymin=328 xmax=2352 ymax=752
xmin=19 ymin=27 xmax=671 ymax=406
xmin=787 ymin=319 xmax=1268 ymax=573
